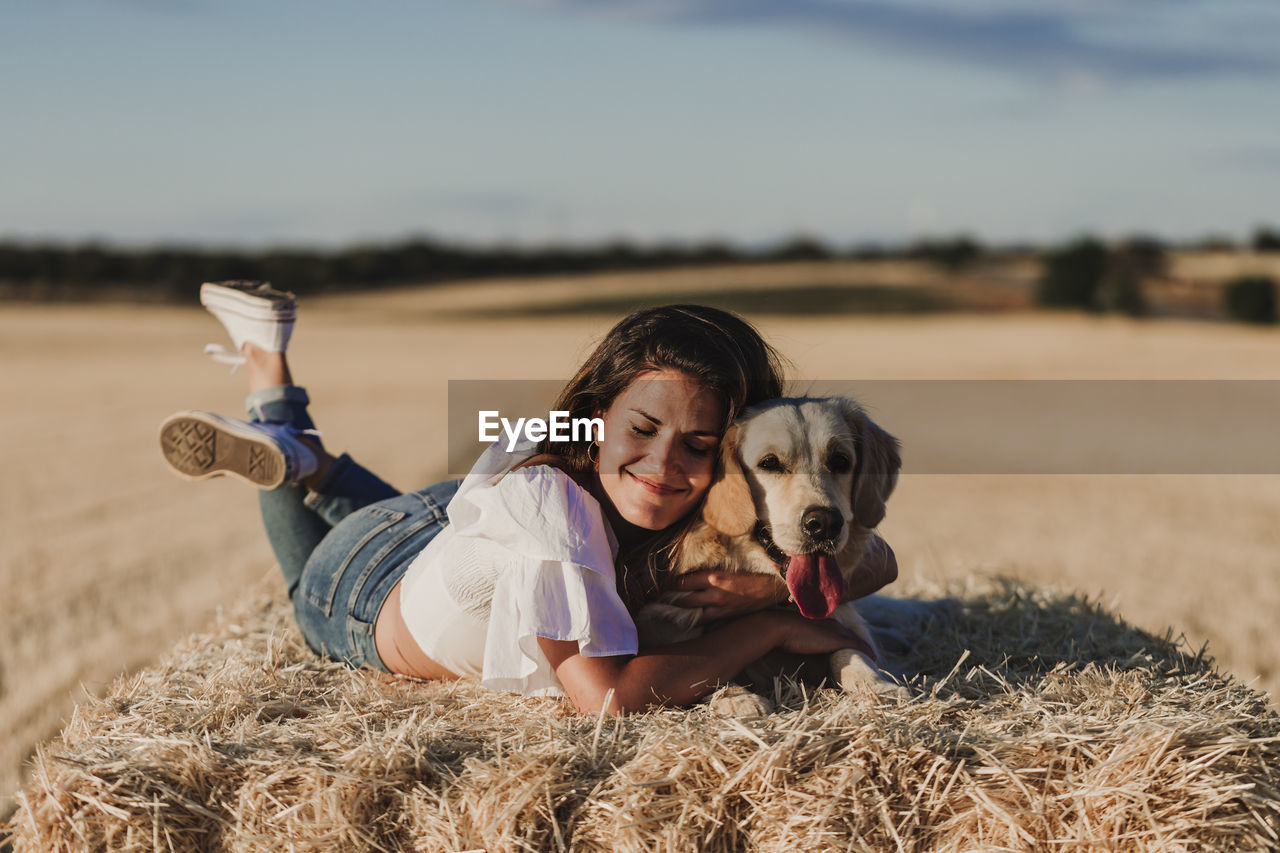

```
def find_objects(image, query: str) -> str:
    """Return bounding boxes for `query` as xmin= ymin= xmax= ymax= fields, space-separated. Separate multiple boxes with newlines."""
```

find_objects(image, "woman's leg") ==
xmin=193 ymin=319 xmax=463 ymax=673
xmin=164 ymin=282 xmax=439 ymax=671
xmin=242 ymin=349 xmax=469 ymax=673
xmin=242 ymin=344 xmax=401 ymax=597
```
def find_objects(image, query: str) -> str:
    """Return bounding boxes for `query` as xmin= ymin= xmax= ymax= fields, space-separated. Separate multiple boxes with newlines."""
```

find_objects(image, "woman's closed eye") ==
xmin=630 ymin=425 xmax=714 ymax=457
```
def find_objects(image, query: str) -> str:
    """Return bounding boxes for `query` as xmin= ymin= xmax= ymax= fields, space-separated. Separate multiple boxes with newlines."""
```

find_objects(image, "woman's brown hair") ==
xmin=525 ymin=304 xmax=788 ymax=609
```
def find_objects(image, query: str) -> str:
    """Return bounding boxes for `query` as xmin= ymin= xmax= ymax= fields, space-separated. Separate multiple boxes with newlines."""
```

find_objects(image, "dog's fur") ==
xmin=636 ymin=396 xmax=905 ymax=706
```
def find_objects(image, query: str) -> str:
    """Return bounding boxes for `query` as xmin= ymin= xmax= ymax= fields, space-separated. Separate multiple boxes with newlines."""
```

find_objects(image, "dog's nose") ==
xmin=801 ymin=506 xmax=842 ymax=541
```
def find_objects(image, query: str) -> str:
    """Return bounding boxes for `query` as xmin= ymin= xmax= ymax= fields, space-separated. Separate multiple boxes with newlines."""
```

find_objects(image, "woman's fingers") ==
xmin=672 ymin=571 xmax=789 ymax=620
xmin=696 ymin=604 xmax=736 ymax=622
xmin=670 ymin=577 xmax=731 ymax=609
xmin=778 ymin=615 xmax=876 ymax=658
xmin=670 ymin=570 xmax=721 ymax=592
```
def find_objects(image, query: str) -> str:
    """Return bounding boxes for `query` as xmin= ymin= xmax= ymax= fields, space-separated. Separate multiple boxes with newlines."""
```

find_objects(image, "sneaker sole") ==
xmin=159 ymin=413 xmax=287 ymax=489
xmin=200 ymin=282 xmax=298 ymax=321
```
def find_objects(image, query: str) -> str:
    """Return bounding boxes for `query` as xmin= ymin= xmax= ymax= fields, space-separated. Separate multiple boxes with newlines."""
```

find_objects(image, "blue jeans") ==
xmin=248 ymin=384 xmax=463 ymax=671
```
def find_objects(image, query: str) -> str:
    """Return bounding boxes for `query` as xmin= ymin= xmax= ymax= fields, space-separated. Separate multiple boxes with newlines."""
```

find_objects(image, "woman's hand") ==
xmin=772 ymin=611 xmax=875 ymax=658
xmin=668 ymin=535 xmax=896 ymax=622
xmin=847 ymin=535 xmax=898 ymax=600
xmin=538 ymin=609 xmax=875 ymax=715
xmin=538 ymin=608 xmax=861 ymax=714
xmin=669 ymin=570 xmax=789 ymax=622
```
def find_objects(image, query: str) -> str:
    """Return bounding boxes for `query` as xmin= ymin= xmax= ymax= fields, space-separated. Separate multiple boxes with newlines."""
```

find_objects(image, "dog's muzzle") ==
xmin=755 ymin=521 xmax=840 ymax=575
xmin=801 ymin=506 xmax=843 ymax=542
xmin=753 ymin=522 xmax=791 ymax=573
xmin=756 ymin=521 xmax=846 ymax=619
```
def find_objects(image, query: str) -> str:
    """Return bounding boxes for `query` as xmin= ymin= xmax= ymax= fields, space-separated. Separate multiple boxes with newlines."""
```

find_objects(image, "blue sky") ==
xmin=3 ymin=0 xmax=1278 ymax=248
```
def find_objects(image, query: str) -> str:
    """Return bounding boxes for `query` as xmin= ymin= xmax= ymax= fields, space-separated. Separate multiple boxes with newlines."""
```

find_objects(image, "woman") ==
xmin=160 ymin=281 xmax=893 ymax=714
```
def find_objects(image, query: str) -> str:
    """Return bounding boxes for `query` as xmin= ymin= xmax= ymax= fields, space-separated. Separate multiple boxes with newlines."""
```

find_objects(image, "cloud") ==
xmin=512 ymin=0 xmax=1280 ymax=83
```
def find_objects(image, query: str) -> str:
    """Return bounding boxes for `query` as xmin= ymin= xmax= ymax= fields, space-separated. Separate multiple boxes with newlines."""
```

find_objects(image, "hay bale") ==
xmin=5 ymin=576 xmax=1278 ymax=852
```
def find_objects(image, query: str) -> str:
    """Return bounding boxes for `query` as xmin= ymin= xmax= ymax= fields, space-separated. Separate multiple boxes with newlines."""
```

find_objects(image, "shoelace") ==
xmin=204 ymin=343 xmax=246 ymax=372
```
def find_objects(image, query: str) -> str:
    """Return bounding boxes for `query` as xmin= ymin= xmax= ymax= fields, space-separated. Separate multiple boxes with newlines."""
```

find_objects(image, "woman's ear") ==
xmin=840 ymin=398 xmax=902 ymax=530
xmin=701 ymin=424 xmax=756 ymax=537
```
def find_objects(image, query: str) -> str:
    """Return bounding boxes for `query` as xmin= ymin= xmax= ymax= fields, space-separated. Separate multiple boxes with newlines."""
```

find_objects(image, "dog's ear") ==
xmin=840 ymin=398 xmax=902 ymax=530
xmin=701 ymin=423 xmax=756 ymax=537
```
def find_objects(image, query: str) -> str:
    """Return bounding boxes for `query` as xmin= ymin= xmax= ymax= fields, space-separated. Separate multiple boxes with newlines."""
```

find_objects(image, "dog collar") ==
xmin=753 ymin=522 xmax=791 ymax=572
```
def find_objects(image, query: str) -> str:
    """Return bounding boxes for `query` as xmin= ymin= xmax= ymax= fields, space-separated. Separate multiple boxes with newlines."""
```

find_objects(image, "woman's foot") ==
xmin=200 ymin=280 xmax=297 ymax=370
xmin=159 ymin=411 xmax=320 ymax=489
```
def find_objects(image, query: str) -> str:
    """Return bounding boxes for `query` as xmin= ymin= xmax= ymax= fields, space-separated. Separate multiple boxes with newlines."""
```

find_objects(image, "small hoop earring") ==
xmin=587 ymin=441 xmax=599 ymax=465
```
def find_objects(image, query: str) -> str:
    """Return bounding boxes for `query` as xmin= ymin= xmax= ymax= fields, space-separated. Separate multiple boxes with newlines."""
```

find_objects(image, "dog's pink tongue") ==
xmin=786 ymin=554 xmax=844 ymax=619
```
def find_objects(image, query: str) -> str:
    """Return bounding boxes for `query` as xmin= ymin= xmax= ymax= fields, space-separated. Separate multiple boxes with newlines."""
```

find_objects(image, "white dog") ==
xmin=637 ymin=396 xmax=907 ymax=707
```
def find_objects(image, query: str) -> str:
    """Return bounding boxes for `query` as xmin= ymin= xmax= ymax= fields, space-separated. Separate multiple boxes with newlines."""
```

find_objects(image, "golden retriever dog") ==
xmin=637 ymin=396 xmax=906 ymax=708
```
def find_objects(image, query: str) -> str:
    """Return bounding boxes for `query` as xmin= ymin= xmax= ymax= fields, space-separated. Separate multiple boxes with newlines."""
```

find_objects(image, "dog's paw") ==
xmin=707 ymin=684 xmax=775 ymax=718
xmin=830 ymin=648 xmax=909 ymax=700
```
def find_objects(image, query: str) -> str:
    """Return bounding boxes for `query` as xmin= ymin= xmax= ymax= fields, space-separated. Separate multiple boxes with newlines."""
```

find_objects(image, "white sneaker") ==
xmin=159 ymin=411 xmax=319 ymax=489
xmin=200 ymin=280 xmax=297 ymax=369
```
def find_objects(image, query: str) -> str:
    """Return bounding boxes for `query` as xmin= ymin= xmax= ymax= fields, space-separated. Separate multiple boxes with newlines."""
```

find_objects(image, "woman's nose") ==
xmin=642 ymin=434 xmax=683 ymax=474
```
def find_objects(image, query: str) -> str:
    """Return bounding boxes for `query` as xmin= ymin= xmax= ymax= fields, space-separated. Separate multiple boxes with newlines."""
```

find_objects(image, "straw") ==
xmin=5 ymin=574 xmax=1277 ymax=852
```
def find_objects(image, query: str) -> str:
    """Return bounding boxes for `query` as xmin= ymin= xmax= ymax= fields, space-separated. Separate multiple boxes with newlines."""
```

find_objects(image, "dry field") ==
xmin=3 ymin=262 xmax=1280 ymax=830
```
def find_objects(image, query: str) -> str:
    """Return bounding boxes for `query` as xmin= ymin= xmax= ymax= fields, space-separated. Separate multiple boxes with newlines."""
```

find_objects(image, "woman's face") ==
xmin=592 ymin=368 xmax=726 ymax=532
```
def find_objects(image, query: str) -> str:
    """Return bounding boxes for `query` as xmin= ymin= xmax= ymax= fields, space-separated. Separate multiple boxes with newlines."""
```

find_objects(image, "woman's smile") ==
xmin=626 ymin=470 xmax=687 ymax=495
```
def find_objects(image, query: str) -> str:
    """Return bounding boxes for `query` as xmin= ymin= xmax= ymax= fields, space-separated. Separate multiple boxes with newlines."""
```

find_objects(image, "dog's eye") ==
xmin=756 ymin=454 xmax=784 ymax=473
xmin=827 ymin=452 xmax=852 ymax=474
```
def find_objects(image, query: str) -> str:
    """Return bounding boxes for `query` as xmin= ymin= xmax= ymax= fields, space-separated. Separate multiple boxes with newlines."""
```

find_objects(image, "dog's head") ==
xmin=701 ymin=396 xmax=901 ymax=618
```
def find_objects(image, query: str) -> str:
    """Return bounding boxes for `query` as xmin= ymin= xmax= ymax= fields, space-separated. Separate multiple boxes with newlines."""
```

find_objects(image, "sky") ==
xmin=2 ymin=0 xmax=1279 ymax=249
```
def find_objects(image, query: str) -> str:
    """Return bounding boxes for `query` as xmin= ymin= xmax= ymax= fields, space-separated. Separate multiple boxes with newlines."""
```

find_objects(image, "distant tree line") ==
xmin=0 ymin=233 xmax=985 ymax=303
xmin=1223 ymin=276 xmax=1278 ymax=324
xmin=0 ymin=231 xmax=1010 ymax=303
xmin=1035 ymin=236 xmax=1163 ymax=316
xmin=2 ymin=226 xmax=1276 ymax=314
xmin=0 ymin=239 xmax=725 ymax=302
xmin=1035 ymin=228 xmax=1279 ymax=323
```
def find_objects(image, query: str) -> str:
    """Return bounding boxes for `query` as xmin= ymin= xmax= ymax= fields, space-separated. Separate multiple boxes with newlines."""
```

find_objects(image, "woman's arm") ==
xmin=538 ymin=610 xmax=872 ymax=715
xmin=672 ymin=535 xmax=898 ymax=621
xmin=846 ymin=534 xmax=898 ymax=600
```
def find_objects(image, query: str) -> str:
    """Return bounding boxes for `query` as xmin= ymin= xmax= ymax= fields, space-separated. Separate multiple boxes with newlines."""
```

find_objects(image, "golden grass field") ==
xmin=3 ymin=259 xmax=1280 ymax=831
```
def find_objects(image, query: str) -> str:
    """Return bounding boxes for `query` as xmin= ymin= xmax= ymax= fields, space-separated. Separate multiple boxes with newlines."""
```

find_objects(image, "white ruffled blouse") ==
xmin=398 ymin=437 xmax=636 ymax=697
